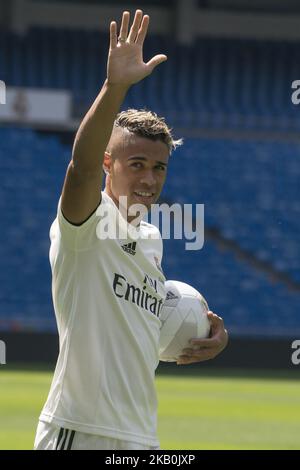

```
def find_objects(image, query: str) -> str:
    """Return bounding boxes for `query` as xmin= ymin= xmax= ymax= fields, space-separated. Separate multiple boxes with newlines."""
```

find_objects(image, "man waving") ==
xmin=34 ymin=10 xmax=228 ymax=451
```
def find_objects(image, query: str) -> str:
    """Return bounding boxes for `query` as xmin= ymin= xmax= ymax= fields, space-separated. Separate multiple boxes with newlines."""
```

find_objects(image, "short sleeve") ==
xmin=56 ymin=195 xmax=102 ymax=251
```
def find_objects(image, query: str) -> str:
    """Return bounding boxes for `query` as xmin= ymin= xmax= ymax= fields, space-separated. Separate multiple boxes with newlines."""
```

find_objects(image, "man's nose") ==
xmin=140 ymin=170 xmax=156 ymax=186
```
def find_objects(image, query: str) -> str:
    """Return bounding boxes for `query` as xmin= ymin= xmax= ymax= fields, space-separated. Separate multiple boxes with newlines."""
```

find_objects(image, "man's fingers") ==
xmin=177 ymin=352 xmax=215 ymax=365
xmin=189 ymin=337 xmax=220 ymax=348
xmin=135 ymin=15 xmax=149 ymax=45
xmin=207 ymin=311 xmax=224 ymax=324
xmin=127 ymin=9 xmax=143 ymax=43
xmin=190 ymin=333 xmax=228 ymax=352
xmin=177 ymin=312 xmax=228 ymax=365
xmin=118 ymin=11 xmax=130 ymax=42
xmin=146 ymin=54 xmax=167 ymax=71
xmin=110 ymin=21 xmax=117 ymax=49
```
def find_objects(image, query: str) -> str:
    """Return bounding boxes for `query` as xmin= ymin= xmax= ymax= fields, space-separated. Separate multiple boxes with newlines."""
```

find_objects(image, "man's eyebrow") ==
xmin=127 ymin=156 xmax=167 ymax=166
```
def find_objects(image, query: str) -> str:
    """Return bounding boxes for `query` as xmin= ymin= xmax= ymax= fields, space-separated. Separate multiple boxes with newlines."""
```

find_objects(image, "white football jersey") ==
xmin=39 ymin=191 xmax=166 ymax=447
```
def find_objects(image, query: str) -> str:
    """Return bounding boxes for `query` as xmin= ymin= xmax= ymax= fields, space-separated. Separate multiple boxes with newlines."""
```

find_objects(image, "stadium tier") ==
xmin=1 ymin=29 xmax=300 ymax=129
xmin=0 ymin=128 xmax=299 ymax=335
xmin=164 ymin=138 xmax=300 ymax=283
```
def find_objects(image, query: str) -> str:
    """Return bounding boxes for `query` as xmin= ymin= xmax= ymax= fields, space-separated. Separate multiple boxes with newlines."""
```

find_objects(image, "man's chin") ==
xmin=117 ymin=194 xmax=159 ymax=221
xmin=129 ymin=200 xmax=150 ymax=216
xmin=131 ymin=194 xmax=156 ymax=210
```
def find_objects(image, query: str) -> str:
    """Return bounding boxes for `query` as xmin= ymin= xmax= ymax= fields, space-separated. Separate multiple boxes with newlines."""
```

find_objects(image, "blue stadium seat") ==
xmin=1 ymin=29 xmax=300 ymax=333
xmin=2 ymin=30 xmax=300 ymax=130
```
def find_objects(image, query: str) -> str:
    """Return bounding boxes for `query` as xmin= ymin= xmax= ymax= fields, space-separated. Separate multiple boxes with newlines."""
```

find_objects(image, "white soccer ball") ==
xmin=159 ymin=280 xmax=211 ymax=362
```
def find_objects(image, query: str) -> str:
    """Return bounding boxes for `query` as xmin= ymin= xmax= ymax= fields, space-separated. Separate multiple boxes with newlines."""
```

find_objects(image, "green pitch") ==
xmin=0 ymin=367 xmax=300 ymax=450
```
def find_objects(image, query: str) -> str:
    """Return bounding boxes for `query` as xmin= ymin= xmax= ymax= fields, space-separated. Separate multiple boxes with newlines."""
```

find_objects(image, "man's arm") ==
xmin=61 ymin=10 xmax=167 ymax=225
xmin=61 ymin=82 xmax=128 ymax=225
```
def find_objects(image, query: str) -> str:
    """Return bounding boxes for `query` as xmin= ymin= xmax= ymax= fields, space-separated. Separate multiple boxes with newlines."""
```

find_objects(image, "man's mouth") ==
xmin=133 ymin=191 xmax=155 ymax=200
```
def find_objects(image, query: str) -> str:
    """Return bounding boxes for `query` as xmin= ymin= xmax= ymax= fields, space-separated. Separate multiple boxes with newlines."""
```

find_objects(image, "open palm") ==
xmin=107 ymin=10 xmax=167 ymax=86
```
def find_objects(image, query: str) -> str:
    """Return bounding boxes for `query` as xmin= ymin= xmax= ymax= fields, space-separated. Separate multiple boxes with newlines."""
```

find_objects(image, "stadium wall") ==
xmin=0 ymin=332 xmax=299 ymax=370
xmin=2 ymin=0 xmax=300 ymax=41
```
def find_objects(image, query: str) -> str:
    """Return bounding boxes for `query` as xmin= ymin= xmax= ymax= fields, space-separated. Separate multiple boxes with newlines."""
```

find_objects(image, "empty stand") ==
xmin=1 ymin=29 xmax=300 ymax=129
xmin=0 ymin=128 xmax=299 ymax=335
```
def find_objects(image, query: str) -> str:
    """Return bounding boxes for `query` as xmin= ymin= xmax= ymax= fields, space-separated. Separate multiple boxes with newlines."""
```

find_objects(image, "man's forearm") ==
xmin=72 ymin=80 xmax=129 ymax=173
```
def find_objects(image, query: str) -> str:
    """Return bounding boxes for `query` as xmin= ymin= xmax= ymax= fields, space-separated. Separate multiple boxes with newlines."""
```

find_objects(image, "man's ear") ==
xmin=103 ymin=151 xmax=111 ymax=175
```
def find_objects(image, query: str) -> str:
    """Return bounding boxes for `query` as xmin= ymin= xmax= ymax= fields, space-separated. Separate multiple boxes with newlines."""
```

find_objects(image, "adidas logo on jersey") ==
xmin=121 ymin=242 xmax=137 ymax=255
xmin=166 ymin=290 xmax=179 ymax=301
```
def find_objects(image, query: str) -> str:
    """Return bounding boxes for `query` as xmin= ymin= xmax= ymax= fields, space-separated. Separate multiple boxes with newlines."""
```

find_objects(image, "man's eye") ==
xmin=155 ymin=165 xmax=166 ymax=171
xmin=131 ymin=162 xmax=142 ymax=168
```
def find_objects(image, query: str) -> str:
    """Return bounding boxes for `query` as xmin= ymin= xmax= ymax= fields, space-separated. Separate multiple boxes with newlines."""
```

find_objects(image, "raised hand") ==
xmin=107 ymin=10 xmax=167 ymax=86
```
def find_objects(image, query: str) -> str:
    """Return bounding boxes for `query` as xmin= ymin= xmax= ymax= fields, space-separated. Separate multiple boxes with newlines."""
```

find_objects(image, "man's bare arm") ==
xmin=61 ymin=82 xmax=128 ymax=225
xmin=61 ymin=10 xmax=167 ymax=225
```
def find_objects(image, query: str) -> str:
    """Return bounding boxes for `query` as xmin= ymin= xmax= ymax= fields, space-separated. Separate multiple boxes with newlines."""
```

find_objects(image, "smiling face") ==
xmin=103 ymin=127 xmax=170 ymax=221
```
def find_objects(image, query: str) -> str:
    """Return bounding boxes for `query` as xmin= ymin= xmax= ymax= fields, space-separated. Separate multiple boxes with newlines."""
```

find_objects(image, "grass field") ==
xmin=0 ymin=366 xmax=300 ymax=450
